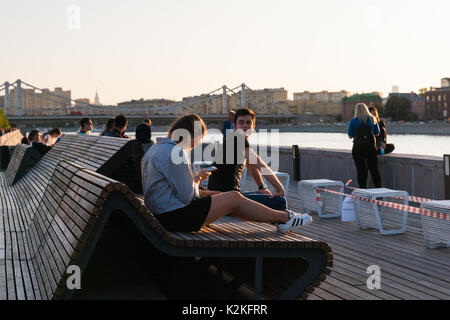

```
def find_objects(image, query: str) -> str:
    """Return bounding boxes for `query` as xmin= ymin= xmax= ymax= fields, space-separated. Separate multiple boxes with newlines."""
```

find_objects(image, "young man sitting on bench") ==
xmin=208 ymin=108 xmax=287 ymax=210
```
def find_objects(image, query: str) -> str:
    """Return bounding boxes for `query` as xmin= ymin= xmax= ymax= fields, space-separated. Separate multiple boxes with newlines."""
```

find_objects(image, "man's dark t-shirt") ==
xmin=208 ymin=135 xmax=249 ymax=192
xmin=31 ymin=142 xmax=51 ymax=156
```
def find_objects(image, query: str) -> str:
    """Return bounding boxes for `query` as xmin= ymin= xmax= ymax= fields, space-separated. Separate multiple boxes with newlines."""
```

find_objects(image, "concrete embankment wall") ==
xmin=275 ymin=146 xmax=444 ymax=200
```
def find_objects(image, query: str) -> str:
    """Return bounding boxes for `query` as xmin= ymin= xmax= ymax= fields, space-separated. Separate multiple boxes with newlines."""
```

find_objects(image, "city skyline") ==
xmin=1 ymin=0 xmax=449 ymax=105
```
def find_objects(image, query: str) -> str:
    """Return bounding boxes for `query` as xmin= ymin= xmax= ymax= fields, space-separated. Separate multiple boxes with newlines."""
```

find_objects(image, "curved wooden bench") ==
xmin=1 ymin=159 xmax=332 ymax=300
xmin=3 ymin=144 xmax=43 ymax=186
xmin=0 ymin=135 xmax=130 ymax=212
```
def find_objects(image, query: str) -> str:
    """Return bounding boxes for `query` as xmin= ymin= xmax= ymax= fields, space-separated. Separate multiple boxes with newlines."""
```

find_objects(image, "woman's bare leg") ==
xmin=203 ymin=191 xmax=289 ymax=227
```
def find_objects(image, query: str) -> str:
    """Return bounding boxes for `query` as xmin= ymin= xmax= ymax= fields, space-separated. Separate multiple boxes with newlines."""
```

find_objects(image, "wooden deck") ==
xmin=275 ymin=180 xmax=450 ymax=300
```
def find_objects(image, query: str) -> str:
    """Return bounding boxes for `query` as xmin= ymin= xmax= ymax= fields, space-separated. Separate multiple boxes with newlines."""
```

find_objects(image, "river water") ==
xmin=149 ymin=131 xmax=448 ymax=158
xmin=68 ymin=130 xmax=448 ymax=158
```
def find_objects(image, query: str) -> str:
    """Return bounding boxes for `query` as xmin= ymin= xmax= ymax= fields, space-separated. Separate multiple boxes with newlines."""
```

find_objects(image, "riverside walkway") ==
xmin=1 ymin=133 xmax=448 ymax=300
xmin=273 ymin=179 xmax=450 ymax=300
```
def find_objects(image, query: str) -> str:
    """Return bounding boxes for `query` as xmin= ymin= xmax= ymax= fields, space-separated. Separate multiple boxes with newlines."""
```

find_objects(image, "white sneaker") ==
xmin=277 ymin=211 xmax=313 ymax=233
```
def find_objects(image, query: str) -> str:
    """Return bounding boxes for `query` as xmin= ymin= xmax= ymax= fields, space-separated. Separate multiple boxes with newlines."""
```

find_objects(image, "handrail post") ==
xmin=241 ymin=83 xmax=246 ymax=109
xmin=222 ymin=85 xmax=228 ymax=114
xmin=444 ymin=154 xmax=450 ymax=199
xmin=16 ymin=79 xmax=23 ymax=116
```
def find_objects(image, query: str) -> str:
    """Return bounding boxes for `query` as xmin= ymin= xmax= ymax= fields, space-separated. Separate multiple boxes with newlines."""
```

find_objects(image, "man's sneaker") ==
xmin=277 ymin=211 xmax=313 ymax=233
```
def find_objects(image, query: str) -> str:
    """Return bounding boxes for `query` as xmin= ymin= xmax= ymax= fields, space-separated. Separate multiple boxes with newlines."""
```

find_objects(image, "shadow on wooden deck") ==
xmin=278 ymin=180 xmax=450 ymax=300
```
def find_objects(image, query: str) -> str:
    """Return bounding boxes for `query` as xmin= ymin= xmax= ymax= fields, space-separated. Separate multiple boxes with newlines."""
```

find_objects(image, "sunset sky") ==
xmin=1 ymin=0 xmax=449 ymax=105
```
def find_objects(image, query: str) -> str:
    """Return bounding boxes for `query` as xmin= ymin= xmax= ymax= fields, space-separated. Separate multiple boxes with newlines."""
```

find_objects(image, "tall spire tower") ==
xmin=94 ymin=88 xmax=102 ymax=105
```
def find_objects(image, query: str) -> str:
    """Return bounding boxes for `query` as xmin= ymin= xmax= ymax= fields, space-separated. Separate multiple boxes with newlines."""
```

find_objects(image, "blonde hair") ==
xmin=354 ymin=103 xmax=376 ymax=125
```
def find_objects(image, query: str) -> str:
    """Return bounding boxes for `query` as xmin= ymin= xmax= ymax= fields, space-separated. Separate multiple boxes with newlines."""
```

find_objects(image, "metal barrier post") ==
xmin=444 ymin=154 xmax=450 ymax=199
xmin=292 ymin=145 xmax=301 ymax=181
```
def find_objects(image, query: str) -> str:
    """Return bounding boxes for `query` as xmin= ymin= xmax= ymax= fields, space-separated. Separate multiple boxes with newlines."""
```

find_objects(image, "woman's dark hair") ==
xmin=49 ymin=128 xmax=62 ymax=136
xmin=135 ymin=123 xmax=152 ymax=144
xmin=114 ymin=114 xmax=128 ymax=129
xmin=80 ymin=118 xmax=91 ymax=127
xmin=21 ymin=137 xmax=30 ymax=145
xmin=234 ymin=108 xmax=256 ymax=125
xmin=100 ymin=118 xmax=115 ymax=136
xmin=368 ymin=106 xmax=380 ymax=123
xmin=144 ymin=118 xmax=152 ymax=126
xmin=42 ymin=128 xmax=61 ymax=139
xmin=168 ymin=114 xmax=206 ymax=143
xmin=28 ymin=130 xmax=40 ymax=142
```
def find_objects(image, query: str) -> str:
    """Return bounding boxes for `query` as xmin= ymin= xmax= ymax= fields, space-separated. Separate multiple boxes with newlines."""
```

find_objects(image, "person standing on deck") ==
xmin=348 ymin=103 xmax=381 ymax=188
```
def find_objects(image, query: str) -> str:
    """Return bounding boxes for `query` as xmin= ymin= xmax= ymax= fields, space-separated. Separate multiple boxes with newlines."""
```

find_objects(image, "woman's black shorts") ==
xmin=154 ymin=196 xmax=212 ymax=232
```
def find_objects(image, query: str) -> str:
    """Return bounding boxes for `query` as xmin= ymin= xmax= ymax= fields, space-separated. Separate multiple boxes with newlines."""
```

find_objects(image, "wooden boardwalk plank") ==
xmin=282 ymin=182 xmax=450 ymax=300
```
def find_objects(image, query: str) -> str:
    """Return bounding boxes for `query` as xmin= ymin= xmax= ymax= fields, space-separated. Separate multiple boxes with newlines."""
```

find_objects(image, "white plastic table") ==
xmin=298 ymin=179 xmax=344 ymax=219
xmin=352 ymin=188 xmax=409 ymax=235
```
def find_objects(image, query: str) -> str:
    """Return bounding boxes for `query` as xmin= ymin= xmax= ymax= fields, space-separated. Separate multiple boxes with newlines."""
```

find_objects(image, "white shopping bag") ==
xmin=341 ymin=197 xmax=356 ymax=222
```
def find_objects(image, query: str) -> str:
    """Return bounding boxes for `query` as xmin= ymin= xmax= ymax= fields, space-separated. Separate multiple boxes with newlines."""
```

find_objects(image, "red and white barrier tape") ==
xmin=344 ymin=179 xmax=433 ymax=204
xmin=314 ymin=186 xmax=450 ymax=221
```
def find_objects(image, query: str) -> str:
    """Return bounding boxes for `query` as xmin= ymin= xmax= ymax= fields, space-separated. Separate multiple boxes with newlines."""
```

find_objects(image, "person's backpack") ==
xmin=354 ymin=120 xmax=376 ymax=151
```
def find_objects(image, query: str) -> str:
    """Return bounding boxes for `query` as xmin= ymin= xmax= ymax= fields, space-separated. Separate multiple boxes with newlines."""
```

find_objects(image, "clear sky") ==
xmin=1 ymin=0 xmax=449 ymax=105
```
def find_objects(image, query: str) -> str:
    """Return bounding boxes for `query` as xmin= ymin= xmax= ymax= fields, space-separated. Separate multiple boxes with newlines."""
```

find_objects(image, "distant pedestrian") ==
xmin=104 ymin=115 xmax=130 ymax=139
xmin=144 ymin=118 xmax=152 ymax=126
xmin=78 ymin=118 xmax=93 ymax=135
xmin=222 ymin=111 xmax=235 ymax=136
xmin=135 ymin=123 xmax=154 ymax=153
xmin=368 ymin=106 xmax=395 ymax=155
xmin=100 ymin=118 xmax=114 ymax=136
xmin=348 ymin=103 xmax=381 ymax=188
xmin=41 ymin=128 xmax=62 ymax=147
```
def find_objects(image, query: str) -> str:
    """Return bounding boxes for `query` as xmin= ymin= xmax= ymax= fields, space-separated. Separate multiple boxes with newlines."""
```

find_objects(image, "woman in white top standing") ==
xmin=141 ymin=114 xmax=312 ymax=233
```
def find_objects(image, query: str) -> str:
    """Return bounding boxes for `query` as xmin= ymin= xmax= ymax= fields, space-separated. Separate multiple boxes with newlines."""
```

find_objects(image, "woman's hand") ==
xmin=193 ymin=168 xmax=211 ymax=184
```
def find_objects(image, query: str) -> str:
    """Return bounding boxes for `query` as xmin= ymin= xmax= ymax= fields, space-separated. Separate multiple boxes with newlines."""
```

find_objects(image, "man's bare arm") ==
xmin=245 ymin=147 xmax=285 ymax=197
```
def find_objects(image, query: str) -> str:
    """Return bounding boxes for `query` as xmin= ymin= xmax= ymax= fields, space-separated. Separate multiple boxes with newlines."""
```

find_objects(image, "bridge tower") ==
xmin=16 ymin=79 xmax=22 ymax=116
xmin=4 ymin=82 xmax=10 ymax=112
xmin=241 ymin=83 xmax=246 ymax=109
xmin=222 ymin=85 xmax=228 ymax=114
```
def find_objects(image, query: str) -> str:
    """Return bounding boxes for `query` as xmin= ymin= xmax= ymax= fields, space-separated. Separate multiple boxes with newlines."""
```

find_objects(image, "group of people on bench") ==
xmin=142 ymin=108 xmax=312 ymax=234
xmin=21 ymin=129 xmax=60 ymax=156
